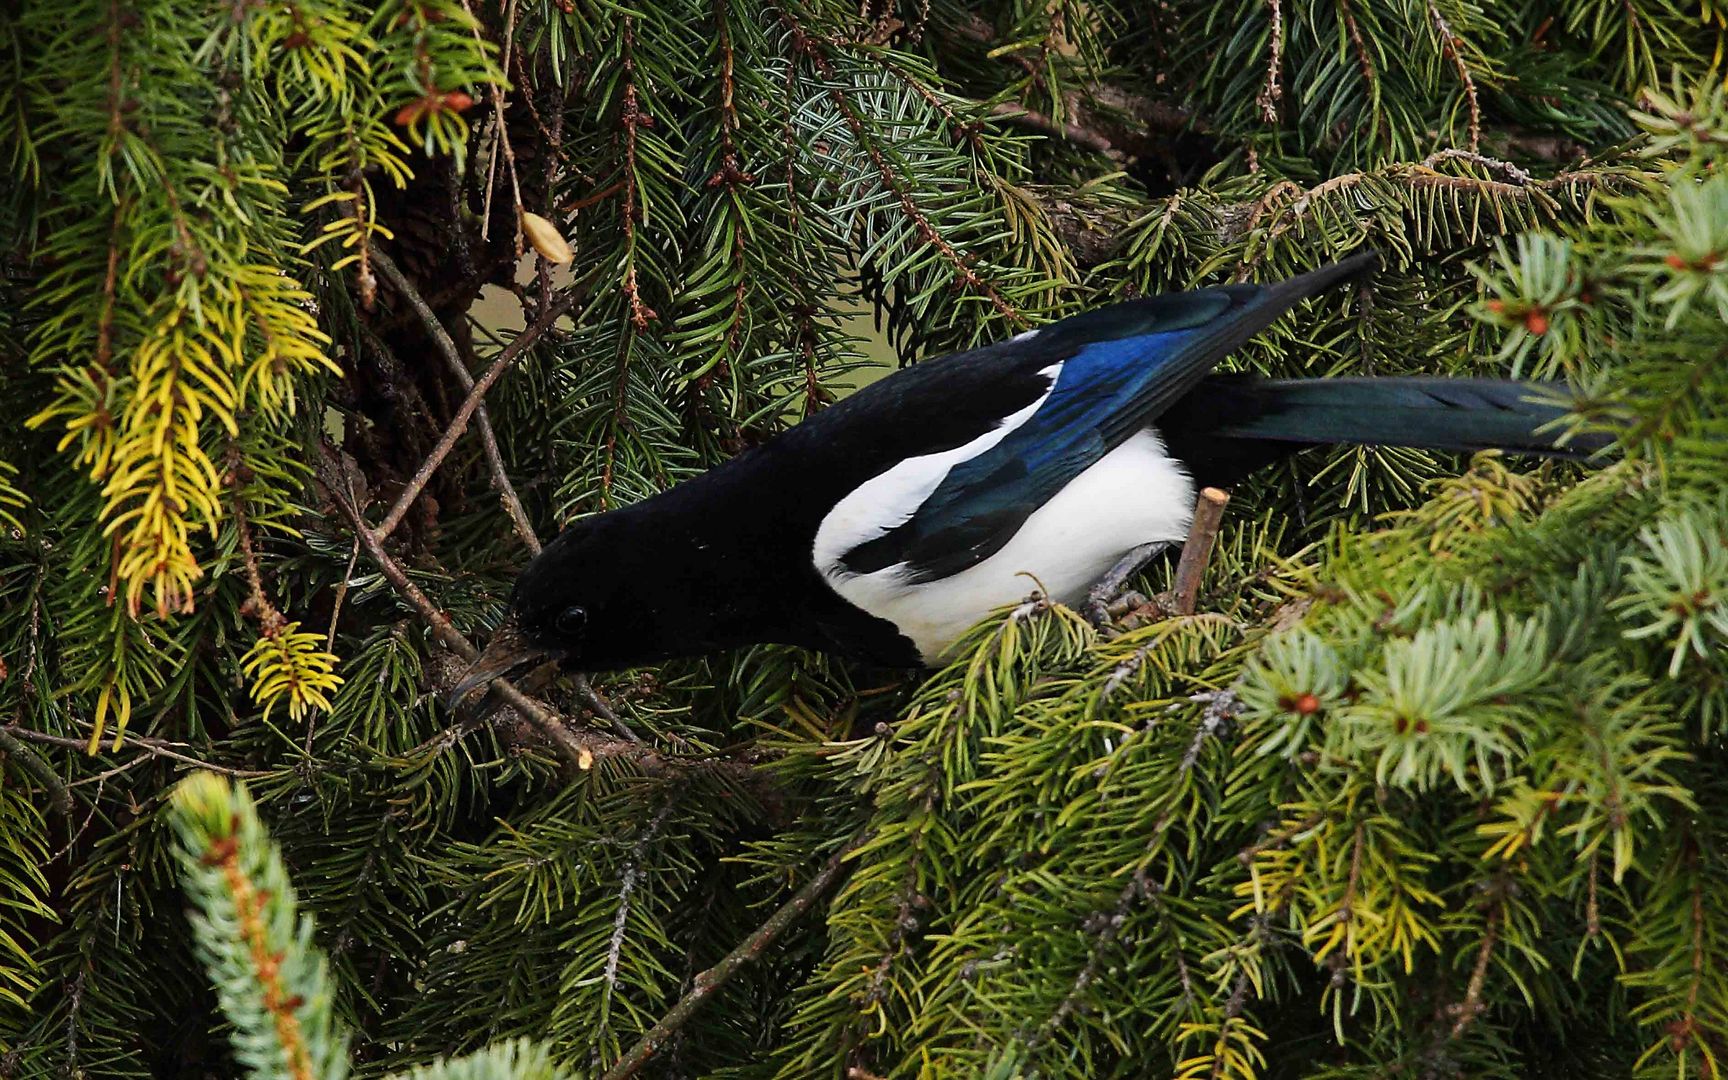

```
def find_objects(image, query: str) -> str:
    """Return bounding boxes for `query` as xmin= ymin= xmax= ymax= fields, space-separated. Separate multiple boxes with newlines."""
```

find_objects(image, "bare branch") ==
xmin=373 ymin=287 xmax=577 ymax=543
xmin=4 ymin=724 xmax=271 ymax=780
xmin=371 ymin=249 xmax=542 ymax=554
xmin=989 ymin=101 xmax=1118 ymax=157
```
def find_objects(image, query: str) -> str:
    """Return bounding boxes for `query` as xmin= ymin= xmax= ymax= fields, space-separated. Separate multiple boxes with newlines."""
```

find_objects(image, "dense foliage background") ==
xmin=1 ymin=0 xmax=1726 ymax=1076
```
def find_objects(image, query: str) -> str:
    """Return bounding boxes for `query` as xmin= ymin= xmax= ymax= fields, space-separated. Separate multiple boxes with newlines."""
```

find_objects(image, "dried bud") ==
xmin=393 ymin=89 xmax=476 ymax=128
xmin=521 ymin=211 xmax=574 ymax=265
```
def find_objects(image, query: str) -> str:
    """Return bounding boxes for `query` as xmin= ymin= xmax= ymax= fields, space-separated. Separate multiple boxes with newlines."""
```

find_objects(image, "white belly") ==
xmin=818 ymin=429 xmax=1195 ymax=663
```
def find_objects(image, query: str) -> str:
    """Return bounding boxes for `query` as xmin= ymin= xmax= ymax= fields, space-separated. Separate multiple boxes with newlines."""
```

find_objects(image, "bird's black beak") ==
xmin=445 ymin=615 xmax=562 ymax=712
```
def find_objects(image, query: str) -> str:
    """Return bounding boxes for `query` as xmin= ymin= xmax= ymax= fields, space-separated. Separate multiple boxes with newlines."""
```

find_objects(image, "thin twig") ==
xmin=326 ymin=538 xmax=360 ymax=653
xmin=1172 ymin=487 xmax=1230 ymax=615
xmin=618 ymin=21 xmax=656 ymax=335
xmin=472 ymin=0 xmax=523 ymax=247
xmin=1257 ymin=0 xmax=1284 ymax=123
xmin=0 ymin=727 xmax=73 ymax=817
xmin=989 ymin=100 xmax=1118 ymax=157
xmin=605 ymin=805 xmax=671 ymax=995
xmin=3 ymin=724 xmax=270 ymax=779
xmin=374 ymin=287 xmax=577 ymax=542
xmin=559 ymin=180 xmax=626 ymax=215
xmin=600 ymin=833 xmax=868 ymax=1080
xmin=1427 ymin=0 xmax=1481 ymax=151
xmin=1419 ymin=147 xmax=1531 ymax=185
xmin=1447 ymin=890 xmax=1501 ymax=1037
xmin=371 ymin=249 xmax=543 ymax=554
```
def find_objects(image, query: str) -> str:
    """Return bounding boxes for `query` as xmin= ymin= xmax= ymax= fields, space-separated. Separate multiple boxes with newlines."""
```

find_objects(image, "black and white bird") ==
xmin=450 ymin=253 xmax=1600 ymax=702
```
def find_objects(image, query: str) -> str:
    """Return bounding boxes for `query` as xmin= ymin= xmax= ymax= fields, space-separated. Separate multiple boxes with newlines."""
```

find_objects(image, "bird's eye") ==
xmin=553 ymin=605 xmax=587 ymax=636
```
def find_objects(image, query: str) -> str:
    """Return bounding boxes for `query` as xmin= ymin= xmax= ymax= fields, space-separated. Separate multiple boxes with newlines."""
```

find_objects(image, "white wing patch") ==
xmin=811 ymin=364 xmax=1062 ymax=577
xmin=817 ymin=429 xmax=1196 ymax=664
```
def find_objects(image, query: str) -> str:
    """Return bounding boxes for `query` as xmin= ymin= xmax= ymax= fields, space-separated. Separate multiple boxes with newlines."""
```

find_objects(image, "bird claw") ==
xmin=1085 ymin=543 xmax=1164 ymax=631
xmin=1085 ymin=594 xmax=1113 ymax=629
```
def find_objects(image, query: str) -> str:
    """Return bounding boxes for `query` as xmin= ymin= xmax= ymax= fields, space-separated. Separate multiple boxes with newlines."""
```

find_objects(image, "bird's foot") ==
xmin=1085 ymin=543 xmax=1164 ymax=629
xmin=1109 ymin=590 xmax=1152 ymax=619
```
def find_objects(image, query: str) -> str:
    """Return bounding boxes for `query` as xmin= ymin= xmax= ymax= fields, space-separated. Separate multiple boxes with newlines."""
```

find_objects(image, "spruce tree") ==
xmin=1 ymin=0 xmax=1725 ymax=1076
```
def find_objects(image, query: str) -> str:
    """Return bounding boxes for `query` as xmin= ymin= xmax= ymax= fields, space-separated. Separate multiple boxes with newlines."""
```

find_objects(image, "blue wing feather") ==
xmin=838 ymin=256 xmax=1375 ymax=581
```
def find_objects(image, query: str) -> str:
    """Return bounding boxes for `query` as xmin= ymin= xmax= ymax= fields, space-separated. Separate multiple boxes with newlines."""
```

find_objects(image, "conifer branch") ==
xmin=618 ymin=20 xmax=656 ymax=336
xmin=1446 ymin=890 xmax=1500 ymax=1038
xmin=786 ymin=15 xmax=1025 ymax=325
xmin=1336 ymin=0 xmax=1377 ymax=94
xmin=169 ymin=773 xmax=350 ymax=1079
xmin=1427 ymin=0 xmax=1481 ymax=151
xmin=1257 ymin=0 xmax=1285 ymax=123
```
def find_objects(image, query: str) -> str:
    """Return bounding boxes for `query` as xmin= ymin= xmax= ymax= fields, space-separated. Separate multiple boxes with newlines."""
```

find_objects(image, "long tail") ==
xmin=1160 ymin=375 xmax=1613 ymax=488
xmin=1206 ymin=376 xmax=1611 ymax=457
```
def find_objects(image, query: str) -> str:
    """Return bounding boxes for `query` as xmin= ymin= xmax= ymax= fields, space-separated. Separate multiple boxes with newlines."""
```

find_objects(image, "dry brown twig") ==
xmin=4 ymin=724 xmax=271 ymax=780
xmin=370 ymin=249 xmax=542 ymax=555
xmin=373 ymin=286 xmax=577 ymax=542
xmin=1172 ymin=487 xmax=1231 ymax=615
xmin=989 ymin=100 xmax=1119 ymax=157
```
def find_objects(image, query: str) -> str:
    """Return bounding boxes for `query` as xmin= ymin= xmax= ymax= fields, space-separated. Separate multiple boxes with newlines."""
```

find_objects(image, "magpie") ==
xmin=449 ymin=252 xmax=1603 ymax=704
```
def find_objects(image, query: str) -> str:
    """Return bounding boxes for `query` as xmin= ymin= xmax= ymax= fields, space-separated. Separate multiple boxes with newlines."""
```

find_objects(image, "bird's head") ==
xmin=444 ymin=520 xmax=621 ymax=710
